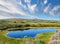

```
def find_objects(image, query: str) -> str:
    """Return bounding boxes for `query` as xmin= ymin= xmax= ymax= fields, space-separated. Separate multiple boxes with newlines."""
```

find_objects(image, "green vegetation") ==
xmin=0 ymin=19 xmax=59 ymax=44
xmin=0 ymin=19 xmax=60 ymax=30
xmin=0 ymin=30 xmax=55 ymax=44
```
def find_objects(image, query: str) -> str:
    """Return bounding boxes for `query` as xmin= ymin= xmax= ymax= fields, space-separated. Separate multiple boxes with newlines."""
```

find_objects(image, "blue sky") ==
xmin=0 ymin=0 xmax=60 ymax=20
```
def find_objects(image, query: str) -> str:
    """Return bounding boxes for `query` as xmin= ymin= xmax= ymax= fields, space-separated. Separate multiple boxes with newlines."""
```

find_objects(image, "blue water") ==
xmin=6 ymin=28 xmax=57 ymax=38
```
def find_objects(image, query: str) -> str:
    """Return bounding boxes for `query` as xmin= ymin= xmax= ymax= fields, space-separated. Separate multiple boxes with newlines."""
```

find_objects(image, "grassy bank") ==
xmin=0 ymin=30 xmax=55 ymax=44
xmin=0 ymin=19 xmax=59 ymax=44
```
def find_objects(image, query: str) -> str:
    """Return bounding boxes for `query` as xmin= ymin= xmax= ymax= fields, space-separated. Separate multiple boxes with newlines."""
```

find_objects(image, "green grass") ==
xmin=0 ymin=19 xmax=59 ymax=44
xmin=0 ymin=19 xmax=60 ymax=30
xmin=0 ymin=30 xmax=55 ymax=44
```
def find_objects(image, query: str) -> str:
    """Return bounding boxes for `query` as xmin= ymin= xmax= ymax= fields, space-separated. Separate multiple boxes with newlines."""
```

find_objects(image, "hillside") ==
xmin=0 ymin=19 xmax=60 ymax=30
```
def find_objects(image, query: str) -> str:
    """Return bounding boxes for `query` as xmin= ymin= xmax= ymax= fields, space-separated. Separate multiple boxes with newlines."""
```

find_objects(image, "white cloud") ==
xmin=0 ymin=0 xmax=27 ymax=15
xmin=19 ymin=0 xmax=22 ymax=6
xmin=19 ymin=0 xmax=27 ymax=9
xmin=28 ymin=4 xmax=37 ymax=12
xmin=0 ymin=15 xmax=13 ymax=19
xmin=25 ymin=0 xmax=30 ymax=4
xmin=18 ymin=0 xmax=38 ymax=14
xmin=49 ymin=6 xmax=60 ymax=15
xmin=44 ymin=0 xmax=47 ymax=4
xmin=44 ymin=4 xmax=51 ymax=13
xmin=43 ymin=3 xmax=60 ymax=16
xmin=21 ymin=0 xmax=37 ymax=13
xmin=19 ymin=0 xmax=37 ymax=13
xmin=0 ymin=0 xmax=38 ymax=19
